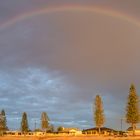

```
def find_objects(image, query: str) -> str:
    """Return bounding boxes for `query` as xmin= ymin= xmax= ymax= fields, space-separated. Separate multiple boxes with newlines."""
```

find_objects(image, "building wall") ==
xmin=127 ymin=130 xmax=140 ymax=136
xmin=83 ymin=130 xmax=111 ymax=136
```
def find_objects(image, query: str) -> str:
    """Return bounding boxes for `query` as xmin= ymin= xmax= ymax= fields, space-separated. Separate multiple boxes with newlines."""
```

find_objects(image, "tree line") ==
xmin=0 ymin=84 xmax=139 ymax=136
xmin=0 ymin=111 xmax=51 ymax=134
xmin=94 ymin=84 xmax=140 ymax=136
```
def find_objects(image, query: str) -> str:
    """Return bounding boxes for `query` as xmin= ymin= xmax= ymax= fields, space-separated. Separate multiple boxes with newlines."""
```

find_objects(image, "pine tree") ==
xmin=41 ymin=112 xmax=49 ymax=131
xmin=126 ymin=84 xmax=140 ymax=136
xmin=1 ymin=110 xmax=7 ymax=131
xmin=0 ymin=114 xmax=4 ymax=135
xmin=94 ymin=95 xmax=105 ymax=135
xmin=21 ymin=112 xmax=29 ymax=134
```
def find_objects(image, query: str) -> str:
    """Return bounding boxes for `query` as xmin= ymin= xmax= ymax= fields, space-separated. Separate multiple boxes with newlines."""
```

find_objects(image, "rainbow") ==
xmin=0 ymin=5 xmax=140 ymax=31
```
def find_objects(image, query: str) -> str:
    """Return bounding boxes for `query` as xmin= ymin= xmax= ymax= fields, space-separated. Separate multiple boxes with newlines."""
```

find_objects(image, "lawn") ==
xmin=1 ymin=136 xmax=140 ymax=140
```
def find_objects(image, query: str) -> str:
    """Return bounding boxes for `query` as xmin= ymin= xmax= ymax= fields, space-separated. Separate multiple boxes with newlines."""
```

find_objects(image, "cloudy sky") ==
xmin=0 ymin=0 xmax=140 ymax=130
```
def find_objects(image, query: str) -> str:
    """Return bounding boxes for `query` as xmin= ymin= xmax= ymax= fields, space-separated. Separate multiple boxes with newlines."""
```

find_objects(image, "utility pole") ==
xmin=34 ymin=120 xmax=36 ymax=130
xmin=121 ymin=118 xmax=123 ymax=131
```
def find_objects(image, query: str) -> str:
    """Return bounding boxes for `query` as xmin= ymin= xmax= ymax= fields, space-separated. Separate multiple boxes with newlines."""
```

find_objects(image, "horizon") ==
xmin=0 ymin=0 xmax=140 ymax=131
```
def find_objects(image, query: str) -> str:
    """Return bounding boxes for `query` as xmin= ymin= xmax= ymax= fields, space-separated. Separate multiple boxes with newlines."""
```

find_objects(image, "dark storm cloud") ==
xmin=0 ymin=0 xmax=140 ymax=130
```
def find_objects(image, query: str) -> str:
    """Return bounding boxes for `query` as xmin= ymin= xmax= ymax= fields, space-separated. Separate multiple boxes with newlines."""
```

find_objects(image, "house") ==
xmin=58 ymin=127 xmax=82 ymax=135
xmin=4 ymin=130 xmax=47 ymax=136
xmin=34 ymin=131 xmax=46 ymax=136
xmin=82 ymin=127 xmax=117 ymax=136
xmin=127 ymin=127 xmax=140 ymax=136
xmin=4 ymin=131 xmax=22 ymax=136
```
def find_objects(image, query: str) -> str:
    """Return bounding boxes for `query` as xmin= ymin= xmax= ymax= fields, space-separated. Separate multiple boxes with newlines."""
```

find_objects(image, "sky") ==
xmin=0 ymin=0 xmax=140 ymax=131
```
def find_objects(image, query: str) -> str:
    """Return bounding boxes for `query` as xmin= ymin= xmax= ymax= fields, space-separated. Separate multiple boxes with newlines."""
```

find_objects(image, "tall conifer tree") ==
xmin=41 ymin=112 xmax=49 ymax=131
xmin=1 ymin=110 xmax=7 ymax=131
xmin=126 ymin=84 xmax=140 ymax=136
xmin=21 ymin=112 xmax=29 ymax=134
xmin=94 ymin=95 xmax=105 ymax=135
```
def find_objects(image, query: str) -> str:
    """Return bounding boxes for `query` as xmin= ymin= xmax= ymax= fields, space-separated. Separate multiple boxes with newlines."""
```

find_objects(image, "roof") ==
xmin=127 ymin=127 xmax=140 ymax=131
xmin=83 ymin=127 xmax=116 ymax=132
xmin=64 ymin=128 xmax=79 ymax=131
xmin=59 ymin=128 xmax=80 ymax=133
